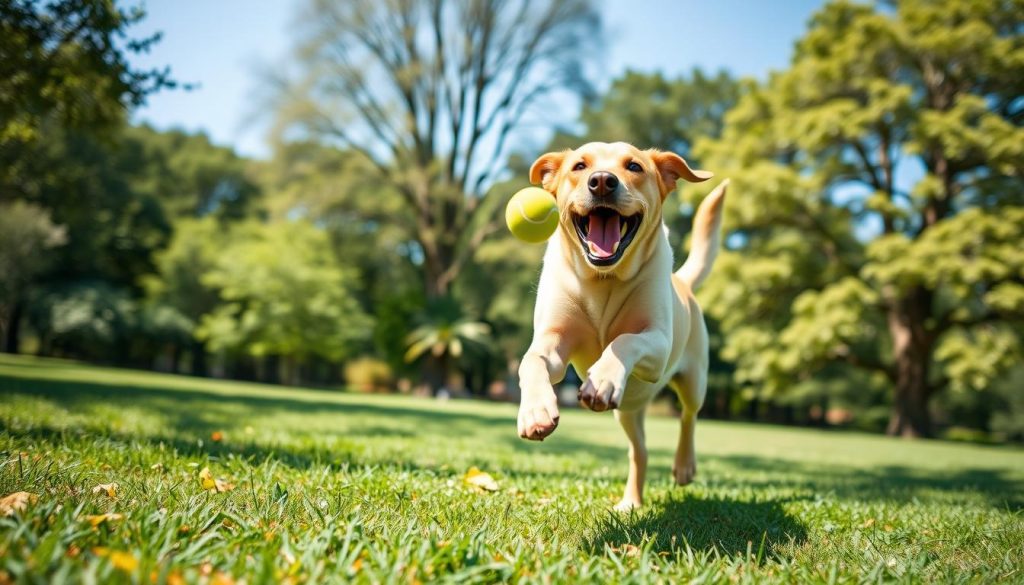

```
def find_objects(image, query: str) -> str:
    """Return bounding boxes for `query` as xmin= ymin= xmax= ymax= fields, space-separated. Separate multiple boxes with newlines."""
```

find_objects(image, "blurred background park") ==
xmin=1 ymin=0 xmax=1022 ymax=443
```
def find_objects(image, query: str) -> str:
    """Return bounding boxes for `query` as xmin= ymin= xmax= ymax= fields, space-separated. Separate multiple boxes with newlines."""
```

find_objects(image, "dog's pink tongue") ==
xmin=587 ymin=214 xmax=620 ymax=257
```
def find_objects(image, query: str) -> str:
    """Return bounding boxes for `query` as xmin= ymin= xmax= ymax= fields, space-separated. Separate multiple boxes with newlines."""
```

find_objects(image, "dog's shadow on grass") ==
xmin=585 ymin=492 xmax=808 ymax=562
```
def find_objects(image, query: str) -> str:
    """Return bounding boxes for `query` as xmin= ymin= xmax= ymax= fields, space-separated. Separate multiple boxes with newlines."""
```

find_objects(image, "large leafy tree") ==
xmin=269 ymin=0 xmax=601 ymax=298
xmin=1 ymin=0 xmax=184 ymax=356
xmin=197 ymin=220 xmax=373 ymax=384
xmin=258 ymin=141 xmax=423 ymax=371
xmin=686 ymin=0 xmax=1024 ymax=437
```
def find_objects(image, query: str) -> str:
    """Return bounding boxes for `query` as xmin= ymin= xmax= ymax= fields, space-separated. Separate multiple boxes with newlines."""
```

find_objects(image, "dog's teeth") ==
xmin=588 ymin=241 xmax=599 ymax=255
xmin=620 ymin=220 xmax=627 ymax=238
xmin=611 ymin=240 xmax=619 ymax=254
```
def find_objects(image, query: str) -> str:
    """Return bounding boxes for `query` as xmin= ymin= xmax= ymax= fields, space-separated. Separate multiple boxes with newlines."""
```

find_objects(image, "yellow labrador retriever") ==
xmin=516 ymin=141 xmax=728 ymax=511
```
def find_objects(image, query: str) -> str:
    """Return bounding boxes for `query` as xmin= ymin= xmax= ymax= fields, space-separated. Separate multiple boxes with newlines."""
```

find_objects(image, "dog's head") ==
xmin=530 ymin=142 xmax=711 ymax=276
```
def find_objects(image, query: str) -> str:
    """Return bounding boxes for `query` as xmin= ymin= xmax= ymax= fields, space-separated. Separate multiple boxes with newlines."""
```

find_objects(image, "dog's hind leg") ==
xmin=669 ymin=367 xmax=706 ymax=486
xmin=613 ymin=408 xmax=647 ymax=511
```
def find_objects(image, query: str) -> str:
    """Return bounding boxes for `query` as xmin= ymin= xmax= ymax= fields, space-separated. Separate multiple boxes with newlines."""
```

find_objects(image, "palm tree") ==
xmin=404 ymin=316 xmax=492 ymax=395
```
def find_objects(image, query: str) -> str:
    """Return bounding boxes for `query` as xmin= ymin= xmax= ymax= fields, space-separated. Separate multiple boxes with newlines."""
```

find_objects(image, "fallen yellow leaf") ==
xmin=610 ymin=544 xmax=641 ymax=557
xmin=93 ymin=548 xmax=138 ymax=572
xmin=198 ymin=467 xmax=234 ymax=493
xmin=86 ymin=512 xmax=124 ymax=527
xmin=463 ymin=467 xmax=499 ymax=491
xmin=92 ymin=483 xmax=118 ymax=498
xmin=199 ymin=467 xmax=216 ymax=490
xmin=0 ymin=491 xmax=37 ymax=516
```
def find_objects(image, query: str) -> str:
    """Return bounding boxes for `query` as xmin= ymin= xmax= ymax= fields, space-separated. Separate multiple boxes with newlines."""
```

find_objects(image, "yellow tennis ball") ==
xmin=505 ymin=187 xmax=558 ymax=243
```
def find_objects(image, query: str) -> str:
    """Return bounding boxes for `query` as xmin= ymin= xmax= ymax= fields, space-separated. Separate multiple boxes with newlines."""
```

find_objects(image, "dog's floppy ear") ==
xmin=530 ymin=151 xmax=567 ymax=194
xmin=649 ymin=150 xmax=713 ymax=198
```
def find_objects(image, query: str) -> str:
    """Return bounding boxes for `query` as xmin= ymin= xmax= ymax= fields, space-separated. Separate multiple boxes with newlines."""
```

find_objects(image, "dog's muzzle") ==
xmin=572 ymin=207 xmax=643 ymax=267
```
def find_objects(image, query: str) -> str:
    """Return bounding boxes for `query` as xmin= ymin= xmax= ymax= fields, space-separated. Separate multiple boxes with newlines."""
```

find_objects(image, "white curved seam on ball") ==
xmin=514 ymin=199 xmax=557 ymax=224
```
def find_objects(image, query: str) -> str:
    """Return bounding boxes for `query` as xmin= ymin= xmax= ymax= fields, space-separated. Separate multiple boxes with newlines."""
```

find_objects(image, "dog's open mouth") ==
xmin=572 ymin=208 xmax=643 ymax=266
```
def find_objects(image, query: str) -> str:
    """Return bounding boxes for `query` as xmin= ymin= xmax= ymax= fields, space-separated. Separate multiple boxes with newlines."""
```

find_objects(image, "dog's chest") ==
xmin=568 ymin=288 xmax=652 ymax=370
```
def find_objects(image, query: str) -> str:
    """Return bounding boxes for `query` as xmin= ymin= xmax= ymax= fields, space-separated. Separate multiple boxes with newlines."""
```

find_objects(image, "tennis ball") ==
xmin=505 ymin=187 xmax=558 ymax=243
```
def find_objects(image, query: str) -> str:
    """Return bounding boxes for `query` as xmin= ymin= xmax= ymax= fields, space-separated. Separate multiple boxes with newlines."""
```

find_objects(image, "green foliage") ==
xmin=404 ymin=319 xmax=492 ymax=364
xmin=27 ymin=281 xmax=138 ymax=360
xmin=0 ymin=202 xmax=66 ymax=324
xmin=16 ymin=126 xmax=175 ymax=290
xmin=403 ymin=296 xmax=494 ymax=392
xmin=259 ymin=141 xmax=422 ymax=369
xmin=1 ymin=355 xmax=1023 ymax=582
xmin=685 ymin=0 xmax=1024 ymax=435
xmin=552 ymin=69 xmax=742 ymax=158
xmin=142 ymin=218 xmax=225 ymax=333
xmin=991 ymin=366 xmax=1024 ymax=441
xmin=1 ymin=121 xmax=267 ymax=363
xmin=197 ymin=220 xmax=372 ymax=364
xmin=0 ymin=0 xmax=177 ymax=193
xmin=122 ymin=125 xmax=261 ymax=220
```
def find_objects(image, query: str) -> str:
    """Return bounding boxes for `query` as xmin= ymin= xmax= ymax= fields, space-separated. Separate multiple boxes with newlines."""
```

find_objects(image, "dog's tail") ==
xmin=675 ymin=179 xmax=728 ymax=290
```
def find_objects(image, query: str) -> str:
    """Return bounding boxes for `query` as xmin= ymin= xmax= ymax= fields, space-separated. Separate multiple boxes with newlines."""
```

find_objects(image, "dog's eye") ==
xmin=572 ymin=161 xmax=586 ymax=171
xmin=626 ymin=161 xmax=643 ymax=173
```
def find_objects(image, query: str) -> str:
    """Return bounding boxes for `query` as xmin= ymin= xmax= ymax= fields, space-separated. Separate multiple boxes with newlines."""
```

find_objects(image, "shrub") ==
xmin=344 ymin=357 xmax=394 ymax=393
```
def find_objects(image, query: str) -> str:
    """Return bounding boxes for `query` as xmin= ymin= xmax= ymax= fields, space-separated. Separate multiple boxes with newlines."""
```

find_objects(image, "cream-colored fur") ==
xmin=516 ymin=142 xmax=728 ymax=511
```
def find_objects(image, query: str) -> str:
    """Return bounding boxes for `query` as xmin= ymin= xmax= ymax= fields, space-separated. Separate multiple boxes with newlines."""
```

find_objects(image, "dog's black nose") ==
xmin=588 ymin=171 xmax=619 ymax=197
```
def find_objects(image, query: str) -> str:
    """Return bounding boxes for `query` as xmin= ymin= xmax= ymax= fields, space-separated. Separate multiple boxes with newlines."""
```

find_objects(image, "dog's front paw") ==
xmin=672 ymin=455 xmax=697 ymax=486
xmin=613 ymin=498 xmax=642 ymax=513
xmin=517 ymin=391 xmax=560 ymax=441
xmin=579 ymin=361 xmax=627 ymax=412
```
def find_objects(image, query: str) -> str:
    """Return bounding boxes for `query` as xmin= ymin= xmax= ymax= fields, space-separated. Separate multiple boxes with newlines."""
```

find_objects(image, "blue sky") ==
xmin=130 ymin=0 xmax=827 ymax=159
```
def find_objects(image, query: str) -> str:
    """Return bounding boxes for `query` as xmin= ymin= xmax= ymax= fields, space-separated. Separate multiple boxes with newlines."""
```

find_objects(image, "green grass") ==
xmin=1 ymin=354 xmax=1022 ymax=583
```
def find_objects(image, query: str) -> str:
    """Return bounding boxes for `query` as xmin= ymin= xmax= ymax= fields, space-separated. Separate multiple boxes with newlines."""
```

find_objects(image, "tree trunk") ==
xmin=191 ymin=341 xmax=208 ymax=377
xmin=885 ymin=286 xmax=936 ymax=438
xmin=263 ymin=354 xmax=281 ymax=384
xmin=746 ymin=397 xmax=760 ymax=421
xmin=170 ymin=344 xmax=181 ymax=373
xmin=1 ymin=300 xmax=23 ymax=354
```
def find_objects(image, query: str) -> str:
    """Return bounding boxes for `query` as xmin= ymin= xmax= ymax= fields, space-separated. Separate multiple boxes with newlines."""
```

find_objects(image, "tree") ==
xmin=197 ymin=220 xmax=373 ymax=384
xmin=143 ymin=218 xmax=228 ymax=375
xmin=258 ymin=141 xmax=423 ymax=372
xmin=1 ymin=0 xmax=184 ymax=359
xmin=685 ymin=0 xmax=1024 ymax=437
xmin=0 ymin=202 xmax=67 ymax=352
xmin=1 ymin=0 xmax=178 ymax=199
xmin=122 ymin=125 xmax=261 ymax=220
xmin=549 ymin=68 xmax=742 ymax=159
xmin=269 ymin=0 xmax=601 ymax=298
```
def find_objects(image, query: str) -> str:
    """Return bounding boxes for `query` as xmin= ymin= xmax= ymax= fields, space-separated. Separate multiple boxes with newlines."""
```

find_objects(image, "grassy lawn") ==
xmin=1 ymin=353 xmax=1022 ymax=583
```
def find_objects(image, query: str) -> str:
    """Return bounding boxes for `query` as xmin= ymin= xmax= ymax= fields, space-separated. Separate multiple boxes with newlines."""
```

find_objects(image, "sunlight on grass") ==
xmin=1 ymin=354 xmax=1022 ymax=582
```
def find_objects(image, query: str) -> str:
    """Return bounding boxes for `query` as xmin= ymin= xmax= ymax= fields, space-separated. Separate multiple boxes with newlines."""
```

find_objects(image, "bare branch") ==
xmin=273 ymin=0 xmax=600 ymax=295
